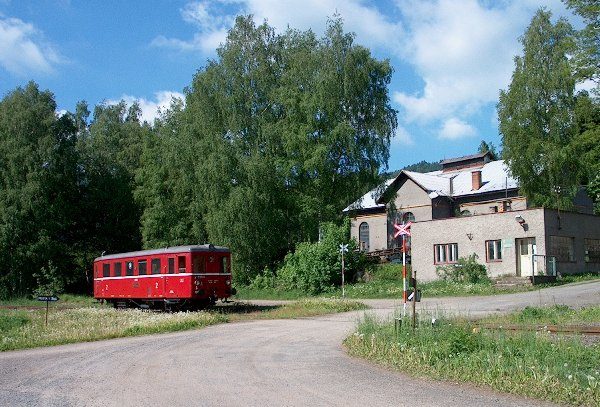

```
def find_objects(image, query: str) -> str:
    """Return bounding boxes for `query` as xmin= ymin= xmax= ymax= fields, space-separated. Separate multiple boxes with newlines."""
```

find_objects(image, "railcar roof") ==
xmin=94 ymin=245 xmax=230 ymax=261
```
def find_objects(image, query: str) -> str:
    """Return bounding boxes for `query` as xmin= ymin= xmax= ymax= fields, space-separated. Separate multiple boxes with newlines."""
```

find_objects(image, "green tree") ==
xmin=477 ymin=140 xmax=498 ymax=160
xmin=0 ymin=82 xmax=83 ymax=297
xmin=498 ymin=10 xmax=579 ymax=209
xmin=565 ymin=0 xmax=599 ymax=90
xmin=182 ymin=16 xmax=396 ymax=282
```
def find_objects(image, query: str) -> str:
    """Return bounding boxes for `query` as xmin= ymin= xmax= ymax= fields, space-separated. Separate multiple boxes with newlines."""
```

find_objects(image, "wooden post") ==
xmin=45 ymin=299 xmax=49 ymax=327
xmin=412 ymin=269 xmax=417 ymax=330
xmin=341 ymin=249 xmax=345 ymax=298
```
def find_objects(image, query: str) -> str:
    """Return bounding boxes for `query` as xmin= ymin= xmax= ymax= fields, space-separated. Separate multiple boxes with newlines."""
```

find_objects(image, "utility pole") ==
xmin=412 ymin=269 xmax=417 ymax=330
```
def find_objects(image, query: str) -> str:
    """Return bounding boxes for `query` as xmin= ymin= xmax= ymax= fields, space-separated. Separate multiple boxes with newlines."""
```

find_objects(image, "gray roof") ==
xmin=440 ymin=151 xmax=490 ymax=165
xmin=343 ymin=159 xmax=519 ymax=212
xmin=94 ymin=244 xmax=230 ymax=261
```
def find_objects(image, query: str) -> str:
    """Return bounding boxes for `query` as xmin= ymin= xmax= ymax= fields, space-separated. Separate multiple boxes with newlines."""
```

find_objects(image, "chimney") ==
xmin=471 ymin=170 xmax=482 ymax=190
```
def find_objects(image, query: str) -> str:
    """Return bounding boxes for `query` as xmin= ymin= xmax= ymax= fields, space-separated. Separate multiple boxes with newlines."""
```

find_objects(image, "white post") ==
xmin=402 ymin=234 xmax=407 ymax=318
xmin=341 ymin=249 xmax=345 ymax=298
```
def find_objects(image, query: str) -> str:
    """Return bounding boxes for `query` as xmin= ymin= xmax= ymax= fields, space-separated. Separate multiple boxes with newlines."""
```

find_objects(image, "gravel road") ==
xmin=1 ymin=280 xmax=598 ymax=407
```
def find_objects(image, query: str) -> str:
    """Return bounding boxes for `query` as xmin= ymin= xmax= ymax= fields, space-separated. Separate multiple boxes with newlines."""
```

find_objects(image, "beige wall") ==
xmin=350 ymin=212 xmax=387 ymax=252
xmin=411 ymin=209 xmax=547 ymax=281
xmin=392 ymin=179 xmax=432 ymax=222
xmin=459 ymin=197 xmax=527 ymax=216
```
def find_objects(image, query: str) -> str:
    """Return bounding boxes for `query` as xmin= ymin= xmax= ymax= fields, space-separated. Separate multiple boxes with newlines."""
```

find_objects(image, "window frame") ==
xmin=358 ymin=222 xmax=369 ymax=251
xmin=434 ymin=243 xmax=458 ymax=265
xmin=584 ymin=238 xmax=600 ymax=263
xmin=548 ymin=235 xmax=575 ymax=263
xmin=102 ymin=263 xmax=110 ymax=277
xmin=151 ymin=258 xmax=161 ymax=274
xmin=114 ymin=262 xmax=122 ymax=277
xmin=486 ymin=240 xmax=502 ymax=262
xmin=138 ymin=259 xmax=147 ymax=275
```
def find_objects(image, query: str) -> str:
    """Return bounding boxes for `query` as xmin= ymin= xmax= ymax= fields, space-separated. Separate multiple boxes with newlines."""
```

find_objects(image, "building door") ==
xmin=516 ymin=238 xmax=537 ymax=276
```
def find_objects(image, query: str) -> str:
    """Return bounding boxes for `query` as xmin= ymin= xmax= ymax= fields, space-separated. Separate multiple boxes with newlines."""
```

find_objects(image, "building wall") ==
xmin=350 ymin=212 xmax=387 ymax=252
xmin=543 ymin=209 xmax=600 ymax=274
xmin=411 ymin=209 xmax=547 ymax=281
xmin=392 ymin=179 xmax=432 ymax=221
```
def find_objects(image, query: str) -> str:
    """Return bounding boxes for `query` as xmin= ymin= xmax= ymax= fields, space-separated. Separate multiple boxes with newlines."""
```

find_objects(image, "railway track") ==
xmin=480 ymin=323 xmax=600 ymax=336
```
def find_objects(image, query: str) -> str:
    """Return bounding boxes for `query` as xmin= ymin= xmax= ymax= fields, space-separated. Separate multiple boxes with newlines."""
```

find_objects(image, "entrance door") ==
xmin=516 ymin=238 xmax=537 ymax=276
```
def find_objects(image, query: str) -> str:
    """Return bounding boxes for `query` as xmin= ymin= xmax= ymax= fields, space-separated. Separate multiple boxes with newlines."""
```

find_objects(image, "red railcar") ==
xmin=93 ymin=245 xmax=235 ymax=309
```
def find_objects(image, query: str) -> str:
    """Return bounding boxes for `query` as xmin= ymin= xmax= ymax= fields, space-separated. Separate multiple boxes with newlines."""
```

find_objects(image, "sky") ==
xmin=0 ymin=0 xmax=584 ymax=171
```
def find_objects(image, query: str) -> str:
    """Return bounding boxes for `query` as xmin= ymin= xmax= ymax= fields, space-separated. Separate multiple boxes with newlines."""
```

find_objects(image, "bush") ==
xmin=435 ymin=254 xmax=489 ymax=283
xmin=276 ymin=220 xmax=367 ymax=294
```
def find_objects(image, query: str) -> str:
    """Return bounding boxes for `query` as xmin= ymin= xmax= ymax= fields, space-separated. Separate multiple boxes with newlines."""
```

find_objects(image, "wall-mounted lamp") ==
xmin=515 ymin=214 xmax=525 ymax=225
xmin=466 ymin=233 xmax=473 ymax=240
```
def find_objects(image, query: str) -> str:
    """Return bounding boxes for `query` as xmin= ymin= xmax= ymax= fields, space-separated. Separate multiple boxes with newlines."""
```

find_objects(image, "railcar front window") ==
xmin=102 ymin=263 xmax=110 ymax=277
xmin=193 ymin=256 xmax=205 ymax=273
xmin=138 ymin=260 xmax=147 ymax=275
xmin=221 ymin=256 xmax=229 ymax=273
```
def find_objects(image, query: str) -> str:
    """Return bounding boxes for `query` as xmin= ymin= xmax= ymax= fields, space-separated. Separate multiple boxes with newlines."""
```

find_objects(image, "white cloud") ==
xmin=439 ymin=117 xmax=476 ymax=140
xmin=0 ymin=16 xmax=62 ymax=75
xmin=107 ymin=91 xmax=185 ymax=124
xmin=392 ymin=125 xmax=414 ymax=146
xmin=392 ymin=0 xmax=568 ymax=124
xmin=152 ymin=0 xmax=403 ymax=54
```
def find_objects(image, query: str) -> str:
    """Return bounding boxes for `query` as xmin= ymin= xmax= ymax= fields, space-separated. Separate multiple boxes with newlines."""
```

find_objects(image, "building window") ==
xmin=585 ymin=239 xmax=600 ymax=263
xmin=434 ymin=243 xmax=458 ymax=264
xmin=102 ymin=263 xmax=110 ymax=277
xmin=486 ymin=240 xmax=502 ymax=262
xmin=549 ymin=236 xmax=575 ymax=262
xmin=402 ymin=212 xmax=415 ymax=223
xmin=359 ymin=222 xmax=369 ymax=251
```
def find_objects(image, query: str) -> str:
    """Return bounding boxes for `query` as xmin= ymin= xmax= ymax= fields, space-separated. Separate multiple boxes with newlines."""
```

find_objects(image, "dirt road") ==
xmin=1 ymin=281 xmax=598 ymax=406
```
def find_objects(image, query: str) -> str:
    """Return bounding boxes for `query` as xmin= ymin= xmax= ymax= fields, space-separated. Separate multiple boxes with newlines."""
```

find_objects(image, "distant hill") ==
xmin=382 ymin=160 xmax=442 ymax=179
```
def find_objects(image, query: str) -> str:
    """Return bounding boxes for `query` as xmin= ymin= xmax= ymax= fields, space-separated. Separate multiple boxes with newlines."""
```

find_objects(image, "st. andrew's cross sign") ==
xmin=393 ymin=221 xmax=412 ymax=238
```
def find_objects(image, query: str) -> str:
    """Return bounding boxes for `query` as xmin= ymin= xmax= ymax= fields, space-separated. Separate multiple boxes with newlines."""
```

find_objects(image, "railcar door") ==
xmin=149 ymin=258 xmax=165 ymax=298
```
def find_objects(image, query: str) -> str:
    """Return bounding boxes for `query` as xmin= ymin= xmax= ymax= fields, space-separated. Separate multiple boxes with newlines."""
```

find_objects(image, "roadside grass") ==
xmin=0 ymin=298 xmax=367 ymax=352
xmin=0 ymin=294 xmax=101 ymax=308
xmin=345 ymin=306 xmax=600 ymax=406
xmin=235 ymin=265 xmax=600 ymax=300
xmin=479 ymin=304 xmax=600 ymax=326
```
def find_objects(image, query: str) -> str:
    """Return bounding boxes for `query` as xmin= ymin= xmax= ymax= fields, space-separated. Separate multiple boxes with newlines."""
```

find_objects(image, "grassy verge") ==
xmin=345 ymin=306 xmax=600 ymax=406
xmin=0 ymin=298 xmax=366 ymax=352
xmin=0 ymin=294 xmax=101 ymax=307
xmin=234 ymin=265 xmax=600 ymax=300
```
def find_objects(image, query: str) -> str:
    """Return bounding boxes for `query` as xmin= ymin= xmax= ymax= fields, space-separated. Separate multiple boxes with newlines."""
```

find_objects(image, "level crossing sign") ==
xmin=393 ymin=221 xmax=412 ymax=238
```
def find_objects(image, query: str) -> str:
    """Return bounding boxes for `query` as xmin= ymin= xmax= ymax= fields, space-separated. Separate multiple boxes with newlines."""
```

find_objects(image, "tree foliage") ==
xmin=498 ymin=10 xmax=579 ymax=209
xmin=181 ymin=16 xmax=396 ymax=282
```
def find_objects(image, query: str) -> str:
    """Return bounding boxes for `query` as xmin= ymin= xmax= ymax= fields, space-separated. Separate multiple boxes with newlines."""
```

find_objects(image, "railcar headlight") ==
xmin=225 ymin=280 xmax=231 ymax=285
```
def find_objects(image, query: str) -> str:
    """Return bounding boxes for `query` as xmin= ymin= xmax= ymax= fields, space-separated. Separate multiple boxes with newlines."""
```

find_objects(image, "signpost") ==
xmin=37 ymin=295 xmax=59 ymax=326
xmin=339 ymin=244 xmax=349 ymax=298
xmin=393 ymin=221 xmax=412 ymax=317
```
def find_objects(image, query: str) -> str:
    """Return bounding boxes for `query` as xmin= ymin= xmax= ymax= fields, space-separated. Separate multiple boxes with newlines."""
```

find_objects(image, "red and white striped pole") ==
xmin=402 ymin=234 xmax=407 ymax=317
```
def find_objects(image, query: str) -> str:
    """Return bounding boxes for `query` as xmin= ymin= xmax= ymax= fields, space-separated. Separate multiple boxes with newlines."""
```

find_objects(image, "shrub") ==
xmin=435 ymin=254 xmax=489 ymax=283
xmin=276 ymin=220 xmax=367 ymax=294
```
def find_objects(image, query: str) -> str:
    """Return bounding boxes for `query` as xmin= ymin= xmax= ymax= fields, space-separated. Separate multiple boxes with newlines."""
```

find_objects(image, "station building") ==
xmin=343 ymin=152 xmax=600 ymax=281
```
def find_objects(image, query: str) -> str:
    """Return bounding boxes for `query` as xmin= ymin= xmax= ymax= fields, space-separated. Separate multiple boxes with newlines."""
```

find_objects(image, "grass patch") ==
xmin=225 ymin=298 xmax=367 ymax=321
xmin=234 ymin=286 xmax=306 ymax=301
xmin=345 ymin=307 xmax=600 ymax=406
xmin=0 ymin=294 xmax=101 ymax=307
xmin=480 ymin=304 xmax=600 ymax=326
xmin=0 ymin=298 xmax=367 ymax=351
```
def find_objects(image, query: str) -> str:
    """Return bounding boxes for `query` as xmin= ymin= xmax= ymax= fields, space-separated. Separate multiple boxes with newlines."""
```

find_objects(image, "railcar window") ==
xmin=114 ymin=262 xmax=122 ymax=277
xmin=168 ymin=258 xmax=174 ymax=274
xmin=151 ymin=258 xmax=161 ymax=274
xmin=221 ymin=256 xmax=229 ymax=273
xmin=178 ymin=256 xmax=186 ymax=273
xmin=192 ymin=256 xmax=205 ymax=273
xmin=138 ymin=260 xmax=147 ymax=275
xmin=103 ymin=263 xmax=110 ymax=277
xmin=126 ymin=261 xmax=134 ymax=276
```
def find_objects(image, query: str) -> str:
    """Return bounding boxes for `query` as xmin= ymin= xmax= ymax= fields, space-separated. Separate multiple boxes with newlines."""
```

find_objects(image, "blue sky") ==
xmin=0 ymin=0 xmax=582 ymax=171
